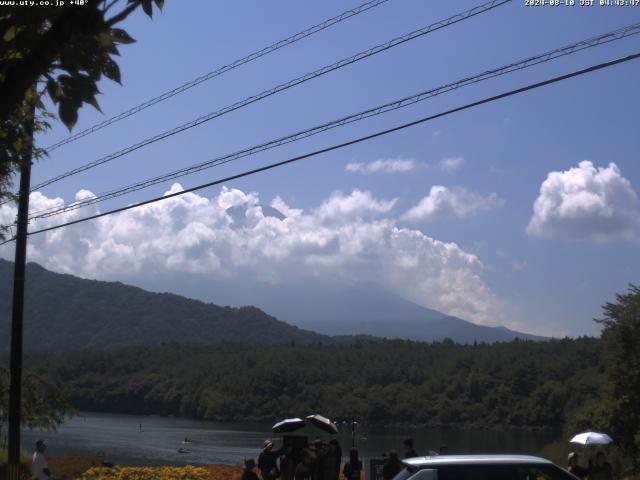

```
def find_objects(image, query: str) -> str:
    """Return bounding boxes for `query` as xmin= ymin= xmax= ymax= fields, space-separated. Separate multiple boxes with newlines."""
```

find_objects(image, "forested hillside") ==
xmin=24 ymin=337 xmax=603 ymax=429
xmin=0 ymin=260 xmax=544 ymax=350
xmin=0 ymin=260 xmax=329 ymax=350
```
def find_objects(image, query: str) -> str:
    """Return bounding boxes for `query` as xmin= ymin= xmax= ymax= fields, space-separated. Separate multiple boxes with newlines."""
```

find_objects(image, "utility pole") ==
xmin=7 ymin=114 xmax=34 ymax=480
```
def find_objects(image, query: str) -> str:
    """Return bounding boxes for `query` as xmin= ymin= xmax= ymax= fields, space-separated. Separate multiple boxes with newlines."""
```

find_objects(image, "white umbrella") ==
xmin=272 ymin=417 xmax=305 ymax=433
xmin=306 ymin=414 xmax=339 ymax=434
xmin=570 ymin=432 xmax=613 ymax=445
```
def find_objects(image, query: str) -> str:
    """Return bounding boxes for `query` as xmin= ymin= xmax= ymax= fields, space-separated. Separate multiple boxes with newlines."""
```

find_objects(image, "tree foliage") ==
xmin=24 ymin=337 xmax=604 ymax=430
xmin=0 ymin=364 xmax=73 ymax=433
xmin=0 ymin=0 xmax=164 ymax=217
xmin=596 ymin=285 xmax=640 ymax=464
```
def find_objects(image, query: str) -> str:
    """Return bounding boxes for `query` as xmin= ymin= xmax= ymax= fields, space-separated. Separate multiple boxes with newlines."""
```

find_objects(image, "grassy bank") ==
xmin=0 ymin=448 xmax=34 ymax=479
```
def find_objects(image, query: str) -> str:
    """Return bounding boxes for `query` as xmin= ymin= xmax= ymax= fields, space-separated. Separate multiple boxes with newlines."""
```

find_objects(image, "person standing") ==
xmin=309 ymin=438 xmax=323 ymax=480
xmin=589 ymin=452 xmax=613 ymax=480
xmin=32 ymin=439 xmax=52 ymax=480
xmin=323 ymin=440 xmax=342 ymax=480
xmin=259 ymin=439 xmax=283 ymax=480
xmin=295 ymin=450 xmax=313 ymax=480
xmin=242 ymin=459 xmax=261 ymax=480
xmin=403 ymin=439 xmax=417 ymax=459
xmin=280 ymin=446 xmax=297 ymax=480
xmin=343 ymin=448 xmax=362 ymax=480
xmin=567 ymin=452 xmax=588 ymax=480
xmin=382 ymin=451 xmax=402 ymax=480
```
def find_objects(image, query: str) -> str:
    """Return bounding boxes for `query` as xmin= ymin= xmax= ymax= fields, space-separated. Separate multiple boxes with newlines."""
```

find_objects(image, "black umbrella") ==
xmin=272 ymin=417 xmax=305 ymax=433
xmin=306 ymin=414 xmax=339 ymax=434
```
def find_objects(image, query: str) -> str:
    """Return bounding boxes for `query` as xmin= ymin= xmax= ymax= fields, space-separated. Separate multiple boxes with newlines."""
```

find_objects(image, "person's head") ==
xmin=389 ymin=450 xmax=399 ymax=461
xmin=245 ymin=458 xmax=256 ymax=471
xmin=349 ymin=448 xmax=359 ymax=463
xmin=404 ymin=438 xmax=414 ymax=449
xmin=35 ymin=439 xmax=47 ymax=453
xmin=439 ymin=445 xmax=448 ymax=455
xmin=263 ymin=439 xmax=273 ymax=451
xmin=568 ymin=452 xmax=578 ymax=466
xmin=329 ymin=439 xmax=340 ymax=448
xmin=596 ymin=452 xmax=606 ymax=465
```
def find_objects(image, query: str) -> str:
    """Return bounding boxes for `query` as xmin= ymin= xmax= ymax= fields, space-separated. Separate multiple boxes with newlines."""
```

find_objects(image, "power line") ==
xmin=14 ymin=51 xmax=639 ymax=239
xmin=27 ymin=22 xmax=640 ymax=220
xmin=42 ymin=0 xmax=393 ymax=153
xmin=31 ymin=0 xmax=510 ymax=193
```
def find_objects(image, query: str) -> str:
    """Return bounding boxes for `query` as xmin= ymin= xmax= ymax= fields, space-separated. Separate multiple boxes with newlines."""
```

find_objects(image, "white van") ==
xmin=393 ymin=455 xmax=579 ymax=480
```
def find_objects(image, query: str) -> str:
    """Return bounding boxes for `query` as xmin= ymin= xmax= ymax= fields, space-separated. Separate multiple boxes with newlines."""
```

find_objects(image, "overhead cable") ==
xmin=13 ymin=50 xmax=639 ymax=239
xmin=27 ymin=22 xmax=640 ymax=220
xmin=42 ymin=0 xmax=393 ymax=153
xmin=31 ymin=0 xmax=511 ymax=192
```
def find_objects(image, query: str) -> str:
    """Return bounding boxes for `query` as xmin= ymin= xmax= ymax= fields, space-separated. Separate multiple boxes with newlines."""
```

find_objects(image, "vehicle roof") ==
xmin=402 ymin=455 xmax=553 ymax=466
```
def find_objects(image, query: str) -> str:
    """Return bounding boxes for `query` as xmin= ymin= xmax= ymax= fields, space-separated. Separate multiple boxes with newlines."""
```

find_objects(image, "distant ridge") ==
xmin=0 ymin=259 xmax=329 ymax=351
xmin=0 ymin=259 xmax=545 ymax=351
xmin=217 ymin=278 xmax=548 ymax=343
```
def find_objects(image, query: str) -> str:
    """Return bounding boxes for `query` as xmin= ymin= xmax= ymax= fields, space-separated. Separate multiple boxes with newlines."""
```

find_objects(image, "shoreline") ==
xmin=63 ymin=409 xmax=562 ymax=434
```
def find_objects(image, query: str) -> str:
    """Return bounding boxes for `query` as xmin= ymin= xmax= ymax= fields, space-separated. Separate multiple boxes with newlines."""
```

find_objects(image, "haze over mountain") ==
xmin=0 ymin=259 xmax=544 ymax=351
xmin=133 ymin=272 xmax=546 ymax=343
xmin=250 ymin=280 xmax=547 ymax=343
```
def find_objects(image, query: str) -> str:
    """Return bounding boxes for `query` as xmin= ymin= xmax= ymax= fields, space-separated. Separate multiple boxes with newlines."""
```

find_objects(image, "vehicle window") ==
xmin=424 ymin=464 xmax=577 ymax=480
xmin=514 ymin=465 xmax=578 ymax=480
xmin=435 ymin=464 xmax=515 ymax=480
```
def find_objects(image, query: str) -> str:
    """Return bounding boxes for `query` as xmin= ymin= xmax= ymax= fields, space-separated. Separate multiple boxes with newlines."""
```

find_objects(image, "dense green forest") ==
xmin=2 ymin=284 xmax=638 ymax=472
xmin=0 ymin=260 xmax=331 ymax=350
xmin=23 ymin=337 xmax=603 ymax=430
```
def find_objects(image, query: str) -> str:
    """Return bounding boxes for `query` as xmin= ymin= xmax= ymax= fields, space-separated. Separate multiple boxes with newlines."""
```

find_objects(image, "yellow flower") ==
xmin=75 ymin=464 xmax=215 ymax=480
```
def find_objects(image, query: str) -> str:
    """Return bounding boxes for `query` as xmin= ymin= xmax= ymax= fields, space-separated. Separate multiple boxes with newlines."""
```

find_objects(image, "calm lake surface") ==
xmin=21 ymin=412 xmax=558 ymax=467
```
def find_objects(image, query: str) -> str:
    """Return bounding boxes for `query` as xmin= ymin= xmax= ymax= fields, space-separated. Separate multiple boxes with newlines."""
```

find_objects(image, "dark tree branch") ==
xmin=106 ymin=1 xmax=141 ymax=27
xmin=0 ymin=7 xmax=95 ymax=120
xmin=104 ymin=0 xmax=122 ymax=13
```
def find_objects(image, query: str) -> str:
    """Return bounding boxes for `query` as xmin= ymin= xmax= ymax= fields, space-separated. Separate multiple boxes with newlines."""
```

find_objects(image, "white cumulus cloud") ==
xmin=345 ymin=157 xmax=417 ymax=174
xmin=402 ymin=186 xmax=503 ymax=222
xmin=315 ymin=189 xmax=397 ymax=222
xmin=526 ymin=161 xmax=640 ymax=242
xmin=439 ymin=156 xmax=464 ymax=173
xmin=0 ymin=185 xmax=503 ymax=326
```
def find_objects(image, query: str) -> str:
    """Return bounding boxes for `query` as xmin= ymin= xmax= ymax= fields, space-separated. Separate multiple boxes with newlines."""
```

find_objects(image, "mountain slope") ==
xmin=0 ymin=259 xmax=329 ymax=351
xmin=0 ymin=260 xmax=544 ymax=351
xmin=210 ymin=278 xmax=546 ymax=343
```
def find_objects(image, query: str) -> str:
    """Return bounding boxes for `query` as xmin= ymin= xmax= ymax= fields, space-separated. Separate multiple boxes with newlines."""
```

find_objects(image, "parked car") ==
xmin=392 ymin=454 xmax=578 ymax=480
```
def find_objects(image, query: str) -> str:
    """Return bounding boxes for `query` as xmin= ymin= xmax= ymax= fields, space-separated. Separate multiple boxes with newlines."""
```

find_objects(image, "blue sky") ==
xmin=2 ymin=0 xmax=639 ymax=337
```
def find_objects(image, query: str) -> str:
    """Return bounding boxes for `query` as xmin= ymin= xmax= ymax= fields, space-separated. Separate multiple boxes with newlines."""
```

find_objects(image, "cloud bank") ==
xmin=526 ymin=161 xmax=640 ymax=242
xmin=0 ymin=185 xmax=501 ymax=325
xmin=402 ymin=186 xmax=503 ymax=222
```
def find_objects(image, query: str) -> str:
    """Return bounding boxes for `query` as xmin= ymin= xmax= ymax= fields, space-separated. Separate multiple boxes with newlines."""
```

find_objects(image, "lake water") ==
xmin=21 ymin=412 xmax=558 ymax=467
